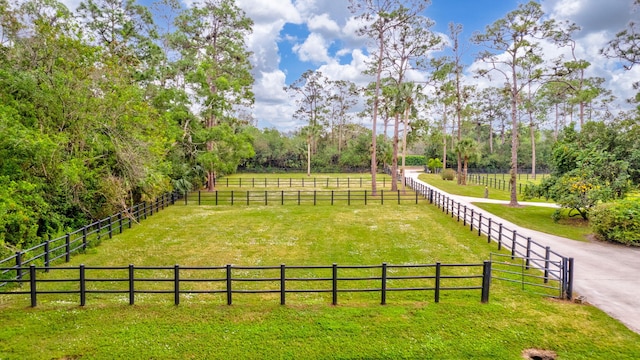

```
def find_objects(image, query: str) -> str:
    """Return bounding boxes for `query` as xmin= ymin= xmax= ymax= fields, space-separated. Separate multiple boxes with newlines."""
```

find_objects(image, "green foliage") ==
xmin=532 ymin=123 xmax=633 ymax=220
xmin=0 ymin=176 xmax=64 ymax=250
xmin=400 ymin=155 xmax=425 ymax=166
xmin=427 ymin=157 xmax=443 ymax=173
xmin=441 ymin=168 xmax=456 ymax=181
xmin=590 ymin=199 xmax=640 ymax=246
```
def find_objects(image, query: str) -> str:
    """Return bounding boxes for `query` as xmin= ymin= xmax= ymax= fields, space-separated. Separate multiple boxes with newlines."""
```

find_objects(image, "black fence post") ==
xmin=470 ymin=209 xmax=475 ymax=231
xmin=487 ymin=218 xmax=492 ymax=243
xmin=463 ymin=206 xmax=467 ymax=226
xmin=478 ymin=213 xmax=483 ymax=236
xmin=525 ymin=238 xmax=532 ymax=269
xmin=30 ymin=265 xmax=37 ymax=307
xmin=332 ymin=263 xmax=338 ymax=306
xmin=511 ymin=230 xmax=517 ymax=259
xmin=118 ymin=213 xmax=123 ymax=234
xmin=567 ymin=258 xmax=574 ymax=300
xmin=80 ymin=264 xmax=86 ymax=306
xmin=280 ymin=264 xmax=286 ymax=306
xmin=174 ymin=264 xmax=180 ymax=306
xmin=544 ymin=247 xmax=550 ymax=284
xmin=226 ymin=264 xmax=232 ymax=305
xmin=481 ymin=261 xmax=491 ymax=303
xmin=381 ymin=263 xmax=387 ymax=305
xmin=65 ymin=234 xmax=71 ymax=262
xmin=44 ymin=242 xmax=50 ymax=272
xmin=498 ymin=224 xmax=503 ymax=250
xmin=82 ymin=226 xmax=88 ymax=251
xmin=129 ymin=264 xmax=135 ymax=305
xmin=434 ymin=262 xmax=441 ymax=303
xmin=108 ymin=216 xmax=113 ymax=239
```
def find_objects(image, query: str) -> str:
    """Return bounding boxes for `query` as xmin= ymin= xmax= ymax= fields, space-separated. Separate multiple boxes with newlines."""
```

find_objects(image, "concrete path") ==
xmin=407 ymin=171 xmax=640 ymax=334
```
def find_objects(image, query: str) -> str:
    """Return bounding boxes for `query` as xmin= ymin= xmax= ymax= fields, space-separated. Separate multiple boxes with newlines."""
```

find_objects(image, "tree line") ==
xmin=1 ymin=0 xmax=639 ymax=254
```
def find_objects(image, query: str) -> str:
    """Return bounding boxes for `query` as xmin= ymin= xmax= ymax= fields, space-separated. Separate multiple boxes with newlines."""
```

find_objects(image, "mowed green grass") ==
xmin=419 ymin=173 xmax=550 ymax=202
xmin=1 ymin=203 xmax=640 ymax=359
xmin=472 ymin=203 xmax=593 ymax=242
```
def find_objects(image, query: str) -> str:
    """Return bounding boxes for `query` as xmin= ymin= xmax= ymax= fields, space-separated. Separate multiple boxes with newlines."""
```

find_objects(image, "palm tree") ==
xmin=455 ymin=138 xmax=480 ymax=185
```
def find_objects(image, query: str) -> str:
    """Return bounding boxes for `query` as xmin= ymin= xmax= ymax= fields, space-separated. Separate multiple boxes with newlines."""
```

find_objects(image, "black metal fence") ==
xmin=183 ymin=190 xmax=424 ymax=206
xmin=1 ymin=261 xmax=492 ymax=307
xmin=0 ymin=191 xmax=182 ymax=289
xmin=465 ymin=173 xmax=545 ymax=195
xmin=213 ymin=177 xmax=393 ymax=189
xmin=490 ymin=253 xmax=562 ymax=297
xmin=405 ymin=177 xmax=574 ymax=300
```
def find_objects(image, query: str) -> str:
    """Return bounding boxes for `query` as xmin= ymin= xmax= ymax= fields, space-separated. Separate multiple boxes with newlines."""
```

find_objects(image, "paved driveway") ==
xmin=408 ymin=172 xmax=640 ymax=334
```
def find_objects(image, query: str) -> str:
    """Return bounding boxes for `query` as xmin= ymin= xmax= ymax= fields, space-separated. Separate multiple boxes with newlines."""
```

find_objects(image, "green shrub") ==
xmin=427 ymin=158 xmax=443 ymax=173
xmin=590 ymin=199 xmax=640 ymax=246
xmin=401 ymin=155 xmax=426 ymax=166
xmin=441 ymin=168 xmax=456 ymax=181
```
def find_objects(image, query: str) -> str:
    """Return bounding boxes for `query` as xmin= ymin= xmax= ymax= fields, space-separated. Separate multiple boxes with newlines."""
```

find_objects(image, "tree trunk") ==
xmin=530 ymin=122 xmax=536 ymax=180
xmin=370 ymin=31 xmax=385 ymax=196
xmin=509 ymin=67 xmax=519 ymax=207
xmin=391 ymin=113 xmax=400 ymax=191
xmin=442 ymin=103 xmax=447 ymax=170
xmin=489 ymin=121 xmax=494 ymax=153
xmin=554 ymin=103 xmax=559 ymax=141
xmin=401 ymin=107 xmax=409 ymax=193
xmin=463 ymin=157 xmax=468 ymax=185
xmin=307 ymin=139 xmax=311 ymax=177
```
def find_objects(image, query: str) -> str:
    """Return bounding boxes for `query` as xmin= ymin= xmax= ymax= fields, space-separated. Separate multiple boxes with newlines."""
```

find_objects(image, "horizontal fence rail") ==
xmin=0 ymin=262 xmax=492 ymax=307
xmin=184 ymin=190 xmax=423 ymax=206
xmin=0 ymin=191 xmax=182 ymax=289
xmin=490 ymin=253 xmax=563 ymax=297
xmin=214 ymin=177 xmax=396 ymax=189
xmin=466 ymin=174 xmax=538 ymax=196
xmin=405 ymin=176 xmax=574 ymax=300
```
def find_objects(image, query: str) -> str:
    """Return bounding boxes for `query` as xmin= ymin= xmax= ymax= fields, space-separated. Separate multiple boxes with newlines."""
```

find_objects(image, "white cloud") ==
xmin=293 ymin=32 xmax=332 ymax=63
xmin=238 ymin=0 xmax=301 ymax=23
xmin=317 ymin=49 xmax=372 ymax=86
xmin=307 ymin=13 xmax=341 ymax=36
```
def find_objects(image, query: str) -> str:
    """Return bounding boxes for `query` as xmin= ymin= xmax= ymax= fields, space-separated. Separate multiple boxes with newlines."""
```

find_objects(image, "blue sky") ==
xmin=59 ymin=0 xmax=640 ymax=130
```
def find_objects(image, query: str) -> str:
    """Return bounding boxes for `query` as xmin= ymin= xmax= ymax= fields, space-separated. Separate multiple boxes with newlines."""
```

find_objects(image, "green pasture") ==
xmin=1 ymin=200 xmax=639 ymax=359
xmin=418 ymin=173 xmax=551 ymax=202
xmin=472 ymin=203 xmax=592 ymax=242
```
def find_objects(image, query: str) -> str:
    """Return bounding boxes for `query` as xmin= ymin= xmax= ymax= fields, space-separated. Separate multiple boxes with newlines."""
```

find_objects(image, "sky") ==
xmin=59 ymin=0 xmax=640 ymax=131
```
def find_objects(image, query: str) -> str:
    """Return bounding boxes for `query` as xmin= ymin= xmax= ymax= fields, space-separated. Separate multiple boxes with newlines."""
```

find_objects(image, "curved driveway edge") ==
xmin=407 ymin=171 xmax=640 ymax=334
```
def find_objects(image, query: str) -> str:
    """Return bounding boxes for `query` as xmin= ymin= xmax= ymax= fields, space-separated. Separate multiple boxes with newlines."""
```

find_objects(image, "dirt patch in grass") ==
xmin=522 ymin=348 xmax=557 ymax=360
xmin=557 ymin=217 xmax=589 ymax=228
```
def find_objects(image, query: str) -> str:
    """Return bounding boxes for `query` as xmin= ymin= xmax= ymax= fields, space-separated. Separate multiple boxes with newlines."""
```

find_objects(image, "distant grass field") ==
xmin=472 ymin=203 xmax=592 ymax=242
xmin=418 ymin=174 xmax=550 ymax=202
xmin=1 ymin=199 xmax=639 ymax=359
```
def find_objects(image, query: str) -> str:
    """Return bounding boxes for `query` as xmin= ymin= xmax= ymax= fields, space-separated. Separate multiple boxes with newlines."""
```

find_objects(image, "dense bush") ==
xmin=401 ymin=155 xmax=426 ymax=166
xmin=427 ymin=158 xmax=443 ymax=173
xmin=441 ymin=169 xmax=456 ymax=181
xmin=590 ymin=199 xmax=640 ymax=246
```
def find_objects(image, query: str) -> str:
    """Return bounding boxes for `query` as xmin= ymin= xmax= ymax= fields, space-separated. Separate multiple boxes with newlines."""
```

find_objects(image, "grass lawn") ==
xmin=472 ymin=203 xmax=593 ymax=242
xmin=1 ymin=202 xmax=639 ymax=359
xmin=418 ymin=174 xmax=551 ymax=203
